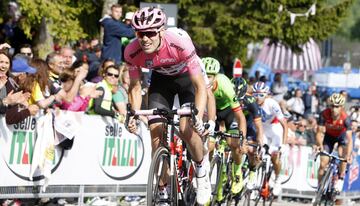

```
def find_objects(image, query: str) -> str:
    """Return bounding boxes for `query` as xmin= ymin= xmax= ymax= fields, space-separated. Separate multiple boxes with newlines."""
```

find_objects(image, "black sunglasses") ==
xmin=106 ymin=72 xmax=119 ymax=78
xmin=21 ymin=52 xmax=32 ymax=57
xmin=331 ymin=105 xmax=341 ymax=108
xmin=136 ymin=31 xmax=158 ymax=39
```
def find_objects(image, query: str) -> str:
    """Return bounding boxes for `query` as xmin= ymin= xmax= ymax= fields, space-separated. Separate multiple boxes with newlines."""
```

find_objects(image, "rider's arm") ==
xmin=128 ymin=77 xmax=142 ymax=110
xmin=279 ymin=118 xmax=288 ymax=145
xmin=234 ymin=108 xmax=247 ymax=138
xmin=189 ymin=73 xmax=207 ymax=119
xmin=316 ymin=125 xmax=326 ymax=150
xmin=344 ymin=117 xmax=353 ymax=159
xmin=206 ymin=88 xmax=216 ymax=122
xmin=254 ymin=117 xmax=264 ymax=145
xmin=272 ymin=101 xmax=287 ymax=144
xmin=248 ymin=97 xmax=264 ymax=145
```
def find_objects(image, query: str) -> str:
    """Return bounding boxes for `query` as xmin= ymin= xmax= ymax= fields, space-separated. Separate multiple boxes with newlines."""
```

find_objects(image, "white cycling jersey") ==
xmin=259 ymin=97 xmax=285 ymax=150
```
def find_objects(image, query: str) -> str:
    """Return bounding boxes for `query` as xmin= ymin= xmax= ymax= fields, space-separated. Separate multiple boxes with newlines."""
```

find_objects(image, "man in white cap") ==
xmin=121 ymin=12 xmax=135 ymax=48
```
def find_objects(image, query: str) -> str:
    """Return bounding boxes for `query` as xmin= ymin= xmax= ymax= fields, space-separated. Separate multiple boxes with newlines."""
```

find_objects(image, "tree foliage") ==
xmin=144 ymin=0 xmax=353 ymax=69
xmin=18 ymin=0 xmax=93 ymax=45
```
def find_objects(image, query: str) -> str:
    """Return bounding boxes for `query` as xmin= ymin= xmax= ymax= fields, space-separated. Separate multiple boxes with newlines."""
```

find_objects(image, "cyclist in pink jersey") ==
xmin=124 ymin=7 xmax=211 ymax=205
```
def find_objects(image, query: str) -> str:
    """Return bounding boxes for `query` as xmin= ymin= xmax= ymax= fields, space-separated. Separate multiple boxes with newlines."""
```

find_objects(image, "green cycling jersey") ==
xmin=212 ymin=73 xmax=240 ymax=110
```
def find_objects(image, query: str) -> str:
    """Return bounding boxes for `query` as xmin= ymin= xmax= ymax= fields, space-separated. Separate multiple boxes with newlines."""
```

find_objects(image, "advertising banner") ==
xmin=0 ymin=111 xmax=152 ymax=187
xmin=0 ymin=111 xmax=359 ymax=195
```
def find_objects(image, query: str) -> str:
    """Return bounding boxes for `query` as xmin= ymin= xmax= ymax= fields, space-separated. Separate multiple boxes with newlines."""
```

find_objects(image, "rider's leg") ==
xmin=318 ymin=156 xmax=330 ymax=183
xmin=179 ymin=115 xmax=211 ymax=204
xmin=318 ymin=136 xmax=334 ymax=183
xmin=336 ymin=143 xmax=348 ymax=192
xmin=208 ymin=138 xmax=215 ymax=162
xmin=271 ymin=153 xmax=281 ymax=177
xmin=179 ymin=116 xmax=204 ymax=162
xmin=338 ymin=145 xmax=347 ymax=177
xmin=149 ymin=121 xmax=169 ymax=191
xmin=228 ymin=137 xmax=245 ymax=194
xmin=149 ymin=122 xmax=166 ymax=155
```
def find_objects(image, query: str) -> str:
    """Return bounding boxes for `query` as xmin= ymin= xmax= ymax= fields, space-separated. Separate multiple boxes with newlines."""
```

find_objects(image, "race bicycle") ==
xmin=126 ymin=103 xmax=200 ymax=206
xmin=242 ymin=144 xmax=275 ymax=206
xmin=312 ymin=150 xmax=347 ymax=206
xmin=208 ymin=131 xmax=245 ymax=206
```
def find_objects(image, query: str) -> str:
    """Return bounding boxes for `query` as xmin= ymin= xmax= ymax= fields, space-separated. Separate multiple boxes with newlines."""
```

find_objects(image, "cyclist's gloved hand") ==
xmin=193 ymin=116 xmax=205 ymax=136
xmin=206 ymin=120 xmax=215 ymax=136
xmin=127 ymin=117 xmax=138 ymax=134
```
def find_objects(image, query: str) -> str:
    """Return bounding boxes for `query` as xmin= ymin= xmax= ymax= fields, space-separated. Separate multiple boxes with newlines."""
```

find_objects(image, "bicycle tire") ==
xmin=209 ymin=155 xmax=222 ymax=206
xmin=147 ymin=147 xmax=178 ymax=206
xmin=242 ymin=190 xmax=251 ymax=206
xmin=182 ymin=160 xmax=196 ymax=206
xmin=313 ymin=168 xmax=332 ymax=206
xmin=254 ymin=163 xmax=267 ymax=206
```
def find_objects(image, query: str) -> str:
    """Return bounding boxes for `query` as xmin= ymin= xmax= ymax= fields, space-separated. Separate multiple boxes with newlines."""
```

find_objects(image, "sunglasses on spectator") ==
xmin=136 ymin=31 xmax=159 ymax=39
xmin=253 ymin=93 xmax=266 ymax=98
xmin=106 ymin=72 xmax=119 ymax=78
xmin=331 ymin=105 xmax=341 ymax=108
xmin=20 ymin=52 xmax=32 ymax=56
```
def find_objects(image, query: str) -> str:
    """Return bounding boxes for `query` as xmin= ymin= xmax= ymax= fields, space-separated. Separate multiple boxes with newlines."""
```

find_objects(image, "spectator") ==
xmin=90 ymin=58 xmax=115 ymax=83
xmin=19 ymin=44 xmax=33 ymax=59
xmin=57 ymin=68 xmax=102 ymax=112
xmin=302 ymin=83 xmax=318 ymax=118
xmin=121 ymin=11 xmax=135 ymax=55
xmin=271 ymin=72 xmax=288 ymax=102
xmin=352 ymin=120 xmax=360 ymax=155
xmin=60 ymin=46 xmax=75 ymax=69
xmin=286 ymin=117 xmax=297 ymax=145
xmin=100 ymin=4 xmax=135 ymax=65
xmin=350 ymin=105 xmax=360 ymax=123
xmin=4 ymin=56 xmax=39 ymax=124
xmin=87 ymin=64 xmax=120 ymax=117
xmin=286 ymin=88 xmax=305 ymax=119
xmin=351 ymin=120 xmax=359 ymax=154
xmin=89 ymin=38 xmax=99 ymax=52
xmin=23 ymin=58 xmax=61 ymax=109
xmin=46 ymin=52 xmax=64 ymax=94
xmin=294 ymin=119 xmax=307 ymax=146
xmin=0 ymin=50 xmax=32 ymax=117
xmin=304 ymin=115 xmax=317 ymax=147
xmin=111 ymin=64 xmax=129 ymax=119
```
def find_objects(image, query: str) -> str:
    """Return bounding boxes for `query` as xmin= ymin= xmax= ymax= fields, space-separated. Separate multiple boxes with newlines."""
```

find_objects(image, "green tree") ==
xmin=144 ymin=0 xmax=353 ymax=71
xmin=17 ymin=0 xmax=95 ymax=58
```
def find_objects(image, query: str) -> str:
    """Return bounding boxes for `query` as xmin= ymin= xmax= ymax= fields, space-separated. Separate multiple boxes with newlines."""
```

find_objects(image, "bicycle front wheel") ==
xmin=254 ymin=163 xmax=267 ymax=206
xmin=209 ymin=155 xmax=222 ymax=206
xmin=147 ymin=147 xmax=178 ymax=206
xmin=313 ymin=168 xmax=332 ymax=206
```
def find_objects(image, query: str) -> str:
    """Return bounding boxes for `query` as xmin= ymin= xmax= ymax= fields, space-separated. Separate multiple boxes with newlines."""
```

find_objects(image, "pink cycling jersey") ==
xmin=124 ymin=29 xmax=202 ymax=79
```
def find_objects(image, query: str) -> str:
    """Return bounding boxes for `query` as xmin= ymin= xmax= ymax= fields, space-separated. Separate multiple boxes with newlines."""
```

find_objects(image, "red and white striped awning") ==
xmin=257 ymin=38 xmax=322 ymax=72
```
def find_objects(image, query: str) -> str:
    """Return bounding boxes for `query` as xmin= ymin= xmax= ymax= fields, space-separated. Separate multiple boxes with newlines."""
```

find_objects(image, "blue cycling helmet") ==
xmin=252 ymin=81 xmax=269 ymax=93
xmin=232 ymin=77 xmax=248 ymax=100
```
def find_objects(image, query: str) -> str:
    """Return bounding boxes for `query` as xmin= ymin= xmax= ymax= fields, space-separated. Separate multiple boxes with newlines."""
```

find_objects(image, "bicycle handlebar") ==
xmin=214 ymin=131 xmax=243 ymax=139
xmin=315 ymin=151 xmax=347 ymax=163
xmin=125 ymin=103 xmax=199 ymax=130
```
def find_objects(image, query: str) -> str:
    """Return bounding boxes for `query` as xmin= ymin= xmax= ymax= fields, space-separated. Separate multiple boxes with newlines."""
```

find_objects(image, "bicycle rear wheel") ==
xmin=209 ymin=155 xmax=222 ymax=206
xmin=147 ymin=147 xmax=178 ymax=206
xmin=313 ymin=168 xmax=332 ymax=206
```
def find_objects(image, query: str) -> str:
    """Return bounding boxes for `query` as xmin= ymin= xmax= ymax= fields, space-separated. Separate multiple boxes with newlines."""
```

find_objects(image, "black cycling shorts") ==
xmin=215 ymin=106 xmax=235 ymax=131
xmin=323 ymin=132 xmax=347 ymax=153
xmin=148 ymin=71 xmax=195 ymax=124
